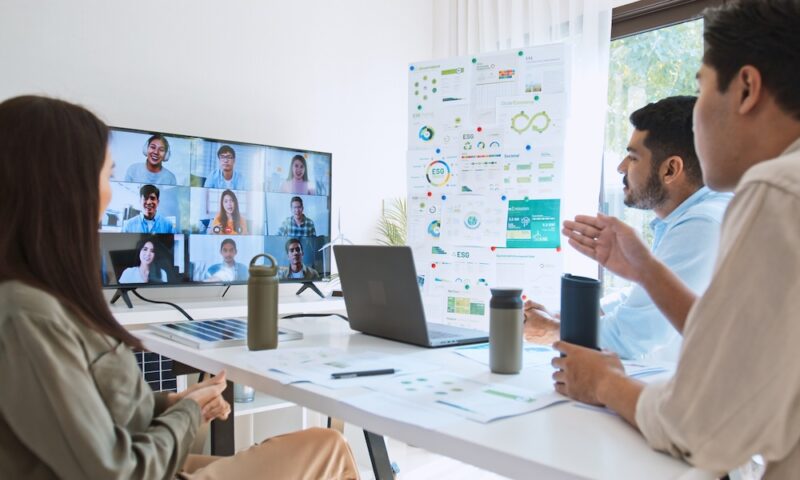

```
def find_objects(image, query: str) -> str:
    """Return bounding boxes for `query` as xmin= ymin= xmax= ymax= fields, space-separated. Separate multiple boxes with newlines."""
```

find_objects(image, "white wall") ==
xmin=0 ymin=0 xmax=433 ymax=247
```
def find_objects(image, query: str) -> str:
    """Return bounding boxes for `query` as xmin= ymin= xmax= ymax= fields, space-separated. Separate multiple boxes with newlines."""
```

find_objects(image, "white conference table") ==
xmin=138 ymin=315 xmax=708 ymax=480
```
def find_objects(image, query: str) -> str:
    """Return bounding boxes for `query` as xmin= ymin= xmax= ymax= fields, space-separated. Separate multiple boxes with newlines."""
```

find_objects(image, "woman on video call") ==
xmin=0 ymin=96 xmax=358 ymax=479
xmin=118 ymin=236 xmax=168 ymax=284
xmin=210 ymin=189 xmax=248 ymax=235
xmin=280 ymin=154 xmax=316 ymax=195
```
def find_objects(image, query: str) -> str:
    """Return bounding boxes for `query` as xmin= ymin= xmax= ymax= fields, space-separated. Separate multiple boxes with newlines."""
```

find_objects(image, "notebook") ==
xmin=333 ymin=245 xmax=489 ymax=348
xmin=148 ymin=318 xmax=302 ymax=349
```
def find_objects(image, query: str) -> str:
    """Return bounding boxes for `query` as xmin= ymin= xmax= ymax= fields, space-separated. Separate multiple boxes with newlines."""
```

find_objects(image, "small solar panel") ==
xmin=149 ymin=318 xmax=302 ymax=349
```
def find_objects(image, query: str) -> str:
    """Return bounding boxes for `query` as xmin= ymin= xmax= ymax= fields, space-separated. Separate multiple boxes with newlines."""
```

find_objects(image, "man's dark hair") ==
xmin=703 ymin=0 xmax=800 ymax=120
xmin=285 ymin=238 xmax=302 ymax=254
xmin=217 ymin=145 xmax=235 ymax=158
xmin=290 ymin=196 xmax=303 ymax=206
xmin=629 ymin=96 xmax=703 ymax=185
xmin=220 ymin=238 xmax=237 ymax=250
xmin=139 ymin=184 xmax=160 ymax=199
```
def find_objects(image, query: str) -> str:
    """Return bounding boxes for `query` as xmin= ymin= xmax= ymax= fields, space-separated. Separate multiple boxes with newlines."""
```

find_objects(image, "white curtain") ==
xmin=433 ymin=0 xmax=612 ymax=278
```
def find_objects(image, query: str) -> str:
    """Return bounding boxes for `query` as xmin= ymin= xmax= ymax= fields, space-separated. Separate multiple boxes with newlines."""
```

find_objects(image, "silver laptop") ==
xmin=148 ymin=318 xmax=302 ymax=349
xmin=334 ymin=245 xmax=489 ymax=348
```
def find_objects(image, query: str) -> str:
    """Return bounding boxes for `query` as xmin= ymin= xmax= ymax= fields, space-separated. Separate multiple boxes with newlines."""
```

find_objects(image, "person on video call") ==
xmin=278 ymin=238 xmax=319 ymax=280
xmin=523 ymin=96 xmax=731 ymax=361
xmin=276 ymin=196 xmax=316 ymax=237
xmin=204 ymin=238 xmax=249 ymax=283
xmin=124 ymin=133 xmax=177 ymax=185
xmin=203 ymin=145 xmax=247 ymax=190
xmin=210 ymin=189 xmax=248 ymax=235
xmin=118 ymin=236 xmax=169 ymax=284
xmin=0 ymin=95 xmax=358 ymax=479
xmin=552 ymin=1 xmax=800 ymax=477
xmin=121 ymin=184 xmax=177 ymax=234
xmin=279 ymin=154 xmax=316 ymax=195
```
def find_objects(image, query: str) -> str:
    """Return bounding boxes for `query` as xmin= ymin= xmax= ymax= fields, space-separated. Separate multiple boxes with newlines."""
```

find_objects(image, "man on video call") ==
xmin=524 ymin=96 xmax=731 ymax=361
xmin=204 ymin=238 xmax=248 ymax=283
xmin=278 ymin=238 xmax=319 ymax=281
xmin=277 ymin=196 xmax=316 ymax=237
xmin=124 ymin=133 xmax=177 ymax=185
xmin=204 ymin=145 xmax=247 ymax=190
xmin=121 ymin=184 xmax=176 ymax=234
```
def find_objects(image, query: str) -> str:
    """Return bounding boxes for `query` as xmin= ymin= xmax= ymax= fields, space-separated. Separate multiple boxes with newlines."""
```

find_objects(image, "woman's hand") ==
xmin=170 ymin=371 xmax=231 ymax=424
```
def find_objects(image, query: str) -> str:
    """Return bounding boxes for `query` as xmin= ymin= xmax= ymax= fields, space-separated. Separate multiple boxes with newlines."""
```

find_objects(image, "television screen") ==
xmin=99 ymin=128 xmax=332 ymax=287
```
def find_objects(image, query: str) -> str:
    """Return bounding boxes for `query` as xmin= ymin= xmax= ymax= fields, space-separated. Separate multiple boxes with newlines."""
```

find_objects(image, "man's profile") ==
xmin=121 ymin=184 xmax=176 ymax=234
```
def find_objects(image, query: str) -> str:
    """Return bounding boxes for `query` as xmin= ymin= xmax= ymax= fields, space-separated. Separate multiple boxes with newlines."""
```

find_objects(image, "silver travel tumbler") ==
xmin=489 ymin=288 xmax=524 ymax=374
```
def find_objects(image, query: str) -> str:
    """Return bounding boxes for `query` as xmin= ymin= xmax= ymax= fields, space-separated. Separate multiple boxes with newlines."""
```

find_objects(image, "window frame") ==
xmin=612 ymin=0 xmax=724 ymax=40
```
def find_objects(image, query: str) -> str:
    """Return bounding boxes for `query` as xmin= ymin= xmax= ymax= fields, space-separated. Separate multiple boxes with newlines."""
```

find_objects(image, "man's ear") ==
xmin=736 ymin=65 xmax=763 ymax=115
xmin=661 ymin=156 xmax=685 ymax=185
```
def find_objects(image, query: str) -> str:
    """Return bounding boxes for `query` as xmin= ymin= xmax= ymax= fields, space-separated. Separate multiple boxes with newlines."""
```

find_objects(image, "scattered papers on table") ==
xmin=355 ymin=371 xmax=566 ymax=423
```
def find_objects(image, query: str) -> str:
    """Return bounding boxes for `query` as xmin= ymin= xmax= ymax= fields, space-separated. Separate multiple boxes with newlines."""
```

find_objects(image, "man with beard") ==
xmin=524 ymin=96 xmax=731 ymax=360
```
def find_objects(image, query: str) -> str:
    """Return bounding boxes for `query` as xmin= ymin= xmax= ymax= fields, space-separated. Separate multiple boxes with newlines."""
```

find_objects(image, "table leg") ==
xmin=364 ymin=430 xmax=395 ymax=480
xmin=210 ymin=379 xmax=236 ymax=456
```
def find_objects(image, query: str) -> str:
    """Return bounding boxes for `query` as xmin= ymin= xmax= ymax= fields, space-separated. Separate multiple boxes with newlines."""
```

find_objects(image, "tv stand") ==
xmin=295 ymin=282 xmax=324 ymax=299
xmin=110 ymin=287 xmax=136 ymax=309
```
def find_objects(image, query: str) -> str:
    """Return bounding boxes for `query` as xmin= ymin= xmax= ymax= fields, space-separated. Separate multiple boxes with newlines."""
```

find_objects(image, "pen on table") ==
xmin=330 ymin=368 xmax=396 ymax=379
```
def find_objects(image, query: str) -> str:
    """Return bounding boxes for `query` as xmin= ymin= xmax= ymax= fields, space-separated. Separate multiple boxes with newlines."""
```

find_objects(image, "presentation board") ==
xmin=407 ymin=43 xmax=569 ymax=331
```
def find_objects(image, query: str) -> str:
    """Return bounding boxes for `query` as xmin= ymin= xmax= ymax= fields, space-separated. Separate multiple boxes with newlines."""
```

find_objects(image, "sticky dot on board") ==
xmin=441 ymin=194 xmax=447 ymax=200
xmin=410 ymin=65 xmax=415 ymax=71
xmin=477 ymin=126 xmax=483 ymax=132
xmin=490 ymin=246 xmax=497 ymax=252
xmin=525 ymin=145 xmax=531 ymax=151
xmin=556 ymin=246 xmax=562 ymax=252
xmin=431 ymin=263 xmax=437 ymax=269
xmin=501 ymin=195 xmax=507 ymax=201
xmin=435 ymin=148 xmax=441 ymax=154
xmin=427 ymin=191 xmax=432 ymax=197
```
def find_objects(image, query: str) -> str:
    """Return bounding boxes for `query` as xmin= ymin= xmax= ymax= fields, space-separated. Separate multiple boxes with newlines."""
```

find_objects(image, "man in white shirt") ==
xmin=553 ymin=1 xmax=800 ymax=478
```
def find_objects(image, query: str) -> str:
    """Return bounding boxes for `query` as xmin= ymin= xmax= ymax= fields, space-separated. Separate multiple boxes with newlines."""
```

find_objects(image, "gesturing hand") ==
xmin=182 ymin=371 xmax=231 ymax=424
xmin=551 ymin=341 xmax=625 ymax=406
xmin=562 ymin=213 xmax=654 ymax=283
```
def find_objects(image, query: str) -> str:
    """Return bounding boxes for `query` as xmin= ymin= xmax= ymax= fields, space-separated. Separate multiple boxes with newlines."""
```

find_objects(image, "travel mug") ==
xmin=489 ymin=288 xmax=524 ymax=374
xmin=247 ymin=253 xmax=279 ymax=351
xmin=559 ymin=274 xmax=601 ymax=350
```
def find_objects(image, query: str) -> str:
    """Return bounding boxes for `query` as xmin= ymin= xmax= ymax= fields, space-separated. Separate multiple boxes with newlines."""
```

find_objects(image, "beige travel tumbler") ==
xmin=247 ymin=253 xmax=279 ymax=351
xmin=489 ymin=288 xmax=523 ymax=374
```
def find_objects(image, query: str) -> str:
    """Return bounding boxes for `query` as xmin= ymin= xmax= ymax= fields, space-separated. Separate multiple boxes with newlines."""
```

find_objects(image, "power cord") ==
xmin=281 ymin=312 xmax=349 ymax=322
xmin=130 ymin=289 xmax=195 ymax=322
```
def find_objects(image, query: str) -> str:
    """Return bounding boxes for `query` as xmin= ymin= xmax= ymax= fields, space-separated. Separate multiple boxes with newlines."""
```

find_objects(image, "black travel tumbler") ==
xmin=559 ymin=274 xmax=601 ymax=350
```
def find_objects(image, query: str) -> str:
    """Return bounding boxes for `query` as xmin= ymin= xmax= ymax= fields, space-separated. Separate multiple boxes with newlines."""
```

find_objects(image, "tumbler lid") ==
xmin=249 ymin=253 xmax=278 ymax=277
xmin=490 ymin=287 xmax=523 ymax=297
xmin=561 ymin=273 xmax=600 ymax=288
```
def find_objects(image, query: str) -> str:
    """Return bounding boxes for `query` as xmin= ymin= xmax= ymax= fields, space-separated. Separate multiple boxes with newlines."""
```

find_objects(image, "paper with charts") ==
xmin=355 ymin=371 xmax=565 ymax=423
xmin=408 ymin=43 xmax=569 ymax=331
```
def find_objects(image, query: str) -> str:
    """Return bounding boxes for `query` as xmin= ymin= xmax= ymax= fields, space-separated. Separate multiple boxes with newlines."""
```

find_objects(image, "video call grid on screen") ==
xmin=100 ymin=127 xmax=332 ymax=286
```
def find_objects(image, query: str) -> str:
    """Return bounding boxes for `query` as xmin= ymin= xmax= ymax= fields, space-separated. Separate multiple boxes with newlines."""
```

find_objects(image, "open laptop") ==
xmin=148 ymin=318 xmax=302 ymax=349
xmin=334 ymin=245 xmax=488 ymax=348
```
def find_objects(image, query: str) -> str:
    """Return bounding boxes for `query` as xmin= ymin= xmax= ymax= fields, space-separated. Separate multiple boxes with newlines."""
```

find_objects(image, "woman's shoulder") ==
xmin=0 ymin=280 xmax=73 ymax=328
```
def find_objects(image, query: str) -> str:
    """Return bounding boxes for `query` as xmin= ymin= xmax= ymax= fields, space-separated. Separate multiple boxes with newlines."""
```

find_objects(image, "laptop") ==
xmin=148 ymin=318 xmax=302 ymax=349
xmin=333 ymin=245 xmax=489 ymax=348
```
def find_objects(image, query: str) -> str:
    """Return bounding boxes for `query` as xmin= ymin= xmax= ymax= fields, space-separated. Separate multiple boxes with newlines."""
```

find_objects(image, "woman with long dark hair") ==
xmin=210 ymin=189 xmax=248 ymax=234
xmin=0 ymin=96 xmax=358 ymax=479
xmin=118 ymin=236 xmax=169 ymax=283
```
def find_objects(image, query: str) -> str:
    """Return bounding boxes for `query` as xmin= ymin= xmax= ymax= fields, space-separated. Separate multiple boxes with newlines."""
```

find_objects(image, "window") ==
xmin=600 ymin=17 xmax=703 ymax=295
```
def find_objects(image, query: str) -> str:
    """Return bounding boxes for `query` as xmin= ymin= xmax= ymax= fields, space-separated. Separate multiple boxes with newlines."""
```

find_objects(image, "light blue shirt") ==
xmin=203 ymin=169 xmax=247 ymax=190
xmin=599 ymin=186 xmax=733 ymax=361
xmin=124 ymin=163 xmax=177 ymax=185
xmin=121 ymin=213 xmax=176 ymax=234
